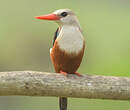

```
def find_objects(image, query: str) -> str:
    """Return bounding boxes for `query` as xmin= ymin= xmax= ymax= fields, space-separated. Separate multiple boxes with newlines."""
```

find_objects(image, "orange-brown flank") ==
xmin=50 ymin=41 xmax=85 ymax=73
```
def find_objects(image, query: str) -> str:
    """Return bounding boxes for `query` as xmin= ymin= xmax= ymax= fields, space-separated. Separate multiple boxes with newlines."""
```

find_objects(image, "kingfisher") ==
xmin=35 ymin=9 xmax=85 ymax=110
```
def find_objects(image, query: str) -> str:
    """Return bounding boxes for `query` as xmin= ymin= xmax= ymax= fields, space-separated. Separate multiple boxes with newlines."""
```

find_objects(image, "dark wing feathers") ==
xmin=53 ymin=27 xmax=60 ymax=46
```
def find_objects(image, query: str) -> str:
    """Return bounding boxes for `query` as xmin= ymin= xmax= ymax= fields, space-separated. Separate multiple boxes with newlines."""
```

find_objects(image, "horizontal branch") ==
xmin=0 ymin=71 xmax=130 ymax=101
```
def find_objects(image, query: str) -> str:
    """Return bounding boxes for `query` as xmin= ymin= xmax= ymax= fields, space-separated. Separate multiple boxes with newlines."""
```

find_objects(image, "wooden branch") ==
xmin=0 ymin=71 xmax=130 ymax=101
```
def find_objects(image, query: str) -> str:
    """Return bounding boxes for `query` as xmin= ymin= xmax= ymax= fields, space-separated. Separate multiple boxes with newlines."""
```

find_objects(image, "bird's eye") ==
xmin=60 ymin=12 xmax=68 ymax=17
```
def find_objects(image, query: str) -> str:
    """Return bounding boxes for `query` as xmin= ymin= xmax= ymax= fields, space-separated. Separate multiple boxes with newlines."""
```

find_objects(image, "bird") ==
xmin=35 ymin=9 xmax=85 ymax=110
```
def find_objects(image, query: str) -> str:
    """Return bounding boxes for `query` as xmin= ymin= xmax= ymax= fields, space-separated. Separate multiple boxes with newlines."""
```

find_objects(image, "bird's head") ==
xmin=35 ymin=9 xmax=80 ymax=26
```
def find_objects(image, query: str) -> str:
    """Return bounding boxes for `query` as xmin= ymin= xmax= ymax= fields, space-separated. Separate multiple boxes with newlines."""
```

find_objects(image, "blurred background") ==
xmin=0 ymin=0 xmax=130 ymax=110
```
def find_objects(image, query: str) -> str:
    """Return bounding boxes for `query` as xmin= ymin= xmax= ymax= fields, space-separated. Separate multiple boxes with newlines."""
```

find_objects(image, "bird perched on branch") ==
xmin=35 ymin=9 xmax=85 ymax=110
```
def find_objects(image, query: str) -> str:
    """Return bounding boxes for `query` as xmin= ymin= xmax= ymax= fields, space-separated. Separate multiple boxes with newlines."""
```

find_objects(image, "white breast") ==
xmin=57 ymin=25 xmax=84 ymax=54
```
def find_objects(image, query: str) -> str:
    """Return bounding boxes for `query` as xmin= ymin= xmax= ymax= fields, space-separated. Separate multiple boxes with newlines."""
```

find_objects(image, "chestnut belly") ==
xmin=50 ymin=42 xmax=84 ymax=73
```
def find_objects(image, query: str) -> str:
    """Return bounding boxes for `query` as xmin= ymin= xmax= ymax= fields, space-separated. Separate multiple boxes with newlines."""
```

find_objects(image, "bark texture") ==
xmin=0 ymin=71 xmax=130 ymax=101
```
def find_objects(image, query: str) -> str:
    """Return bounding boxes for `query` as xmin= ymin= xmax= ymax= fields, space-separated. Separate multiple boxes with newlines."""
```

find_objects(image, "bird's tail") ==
xmin=59 ymin=97 xmax=67 ymax=110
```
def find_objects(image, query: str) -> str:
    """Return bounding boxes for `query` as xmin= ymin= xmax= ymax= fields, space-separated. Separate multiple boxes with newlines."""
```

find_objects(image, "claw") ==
xmin=74 ymin=72 xmax=82 ymax=76
xmin=59 ymin=70 xmax=67 ymax=76
xmin=59 ymin=70 xmax=82 ymax=77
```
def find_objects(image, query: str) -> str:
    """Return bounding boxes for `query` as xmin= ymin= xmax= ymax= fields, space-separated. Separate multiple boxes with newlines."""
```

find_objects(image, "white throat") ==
xmin=57 ymin=25 xmax=84 ymax=54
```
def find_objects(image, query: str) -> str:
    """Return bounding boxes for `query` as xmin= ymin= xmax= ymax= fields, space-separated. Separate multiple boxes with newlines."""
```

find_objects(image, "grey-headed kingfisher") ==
xmin=35 ymin=9 xmax=85 ymax=110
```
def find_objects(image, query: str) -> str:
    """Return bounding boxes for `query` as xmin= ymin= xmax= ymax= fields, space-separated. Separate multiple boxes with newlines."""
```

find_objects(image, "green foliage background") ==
xmin=0 ymin=0 xmax=130 ymax=110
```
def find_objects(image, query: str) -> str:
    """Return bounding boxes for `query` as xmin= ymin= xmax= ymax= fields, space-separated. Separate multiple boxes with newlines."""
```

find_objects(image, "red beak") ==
xmin=35 ymin=14 xmax=60 ymax=20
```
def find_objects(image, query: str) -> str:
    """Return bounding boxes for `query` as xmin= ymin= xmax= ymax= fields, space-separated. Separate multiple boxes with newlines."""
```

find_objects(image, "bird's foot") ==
xmin=74 ymin=72 xmax=82 ymax=77
xmin=59 ymin=70 xmax=82 ymax=77
xmin=59 ymin=70 xmax=67 ymax=76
